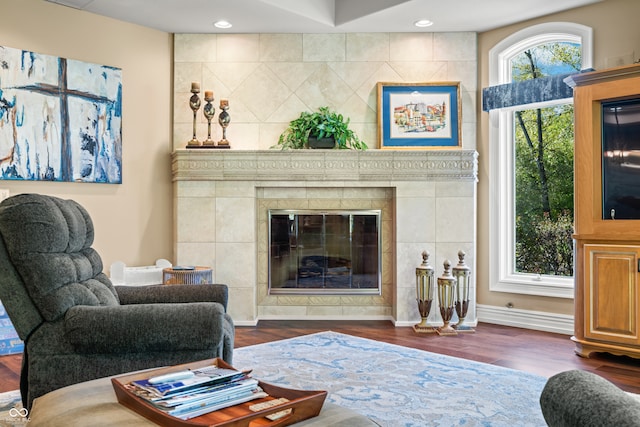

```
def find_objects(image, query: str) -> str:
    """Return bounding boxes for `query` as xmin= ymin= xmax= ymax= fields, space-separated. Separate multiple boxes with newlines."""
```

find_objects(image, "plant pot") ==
xmin=308 ymin=136 xmax=335 ymax=149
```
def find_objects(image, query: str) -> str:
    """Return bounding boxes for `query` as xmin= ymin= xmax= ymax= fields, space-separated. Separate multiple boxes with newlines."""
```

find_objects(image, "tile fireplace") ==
xmin=172 ymin=149 xmax=478 ymax=327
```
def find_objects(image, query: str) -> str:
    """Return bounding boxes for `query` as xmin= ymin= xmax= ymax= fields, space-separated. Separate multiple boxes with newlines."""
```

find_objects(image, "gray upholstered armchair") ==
xmin=0 ymin=193 xmax=234 ymax=410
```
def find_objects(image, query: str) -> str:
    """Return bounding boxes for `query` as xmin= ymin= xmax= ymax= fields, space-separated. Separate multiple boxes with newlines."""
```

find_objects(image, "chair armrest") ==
xmin=115 ymin=284 xmax=229 ymax=311
xmin=540 ymin=370 xmax=640 ymax=427
xmin=64 ymin=302 xmax=227 ymax=354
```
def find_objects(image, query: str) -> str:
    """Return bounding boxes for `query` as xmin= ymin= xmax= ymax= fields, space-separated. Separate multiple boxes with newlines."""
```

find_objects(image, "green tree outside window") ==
xmin=511 ymin=42 xmax=580 ymax=276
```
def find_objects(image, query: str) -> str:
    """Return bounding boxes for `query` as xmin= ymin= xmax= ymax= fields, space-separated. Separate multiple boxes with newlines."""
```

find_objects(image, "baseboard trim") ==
xmin=237 ymin=308 xmax=574 ymax=335
xmin=476 ymin=304 xmax=574 ymax=335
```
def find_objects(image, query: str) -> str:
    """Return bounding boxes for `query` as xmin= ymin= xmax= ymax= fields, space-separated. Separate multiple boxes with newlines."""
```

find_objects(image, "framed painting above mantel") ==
xmin=377 ymin=82 xmax=461 ymax=149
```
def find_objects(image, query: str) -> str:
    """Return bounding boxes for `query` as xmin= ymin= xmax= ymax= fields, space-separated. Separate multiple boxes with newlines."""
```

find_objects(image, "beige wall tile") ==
xmin=262 ymin=187 xmax=308 ymax=199
xmin=260 ymin=34 xmax=303 ymax=62
xmin=448 ymin=61 xmax=478 ymax=91
xmin=176 ymin=242 xmax=216 ymax=267
xmin=303 ymin=34 xmax=346 ymax=62
xmin=347 ymin=33 xmax=390 ymax=61
xmin=177 ymin=197 xmax=215 ymax=242
xmin=306 ymin=187 xmax=344 ymax=199
xmin=204 ymin=62 xmax=261 ymax=93
xmin=258 ymin=305 xmax=307 ymax=317
xmin=234 ymin=64 xmax=292 ymax=121
xmin=435 ymin=197 xmax=475 ymax=242
xmin=228 ymin=287 xmax=256 ymax=320
xmin=433 ymin=32 xmax=477 ymax=61
xmin=215 ymin=242 xmax=256 ymax=284
xmin=436 ymin=181 xmax=475 ymax=198
xmin=216 ymin=197 xmax=255 ymax=242
xmin=176 ymin=181 xmax=218 ymax=198
xmin=342 ymin=305 xmax=392 ymax=317
xmin=217 ymin=34 xmax=260 ymax=62
xmin=215 ymin=181 xmax=256 ymax=197
xmin=174 ymin=62 xmax=205 ymax=94
xmin=175 ymin=34 xmax=217 ymax=63
xmin=308 ymin=305 xmax=344 ymax=316
xmin=390 ymin=33 xmax=433 ymax=61
xmin=308 ymin=199 xmax=342 ymax=209
xmin=295 ymin=63 xmax=353 ymax=111
xmin=266 ymin=62 xmax=321 ymax=93
xmin=396 ymin=197 xmax=435 ymax=243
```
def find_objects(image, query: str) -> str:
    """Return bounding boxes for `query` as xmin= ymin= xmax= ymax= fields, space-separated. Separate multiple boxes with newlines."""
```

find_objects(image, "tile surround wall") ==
xmin=172 ymin=32 xmax=478 ymax=326
xmin=173 ymin=32 xmax=477 ymax=151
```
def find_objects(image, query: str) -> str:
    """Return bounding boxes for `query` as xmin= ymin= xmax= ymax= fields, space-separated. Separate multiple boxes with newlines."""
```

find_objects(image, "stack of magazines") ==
xmin=124 ymin=365 xmax=266 ymax=420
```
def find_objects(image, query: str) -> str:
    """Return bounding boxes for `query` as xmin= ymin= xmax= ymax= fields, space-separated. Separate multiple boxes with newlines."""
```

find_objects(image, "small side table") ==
xmin=162 ymin=266 xmax=213 ymax=285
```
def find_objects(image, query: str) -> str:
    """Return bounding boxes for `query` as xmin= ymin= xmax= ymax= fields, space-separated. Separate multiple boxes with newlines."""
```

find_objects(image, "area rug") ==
xmin=0 ymin=389 xmax=23 ymax=426
xmin=233 ymin=331 xmax=548 ymax=427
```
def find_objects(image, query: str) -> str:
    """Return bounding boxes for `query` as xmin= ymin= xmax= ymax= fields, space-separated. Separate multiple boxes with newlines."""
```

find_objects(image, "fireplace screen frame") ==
xmin=268 ymin=209 xmax=382 ymax=295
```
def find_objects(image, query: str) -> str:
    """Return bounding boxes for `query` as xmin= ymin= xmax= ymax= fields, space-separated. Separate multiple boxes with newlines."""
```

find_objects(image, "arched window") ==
xmin=487 ymin=22 xmax=592 ymax=297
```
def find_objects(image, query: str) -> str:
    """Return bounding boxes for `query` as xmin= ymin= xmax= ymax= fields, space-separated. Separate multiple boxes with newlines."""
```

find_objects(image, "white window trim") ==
xmin=488 ymin=22 xmax=593 ymax=298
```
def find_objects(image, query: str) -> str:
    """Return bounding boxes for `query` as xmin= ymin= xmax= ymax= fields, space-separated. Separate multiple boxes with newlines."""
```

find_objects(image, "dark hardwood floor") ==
xmin=2 ymin=320 xmax=640 ymax=394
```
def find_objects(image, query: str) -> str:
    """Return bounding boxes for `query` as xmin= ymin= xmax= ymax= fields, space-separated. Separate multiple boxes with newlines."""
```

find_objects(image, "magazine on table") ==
xmin=124 ymin=365 xmax=267 ymax=419
xmin=170 ymin=386 xmax=268 ymax=420
xmin=129 ymin=366 xmax=248 ymax=398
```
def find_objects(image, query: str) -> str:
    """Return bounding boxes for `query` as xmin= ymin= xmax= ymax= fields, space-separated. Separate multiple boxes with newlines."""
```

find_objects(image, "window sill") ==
xmin=490 ymin=275 xmax=574 ymax=299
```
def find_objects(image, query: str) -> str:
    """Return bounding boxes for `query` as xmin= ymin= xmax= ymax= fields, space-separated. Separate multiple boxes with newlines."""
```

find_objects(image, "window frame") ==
xmin=488 ymin=22 xmax=593 ymax=298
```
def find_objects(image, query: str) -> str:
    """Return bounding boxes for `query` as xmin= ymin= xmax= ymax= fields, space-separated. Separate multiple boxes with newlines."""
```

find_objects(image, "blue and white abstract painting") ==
xmin=0 ymin=45 xmax=122 ymax=183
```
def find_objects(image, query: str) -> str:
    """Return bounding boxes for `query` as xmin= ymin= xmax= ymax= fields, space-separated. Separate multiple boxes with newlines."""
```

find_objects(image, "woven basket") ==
xmin=162 ymin=267 xmax=213 ymax=285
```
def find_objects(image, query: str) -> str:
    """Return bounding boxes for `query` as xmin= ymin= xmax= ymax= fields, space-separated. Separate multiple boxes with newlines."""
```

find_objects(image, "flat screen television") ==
xmin=602 ymin=98 xmax=640 ymax=219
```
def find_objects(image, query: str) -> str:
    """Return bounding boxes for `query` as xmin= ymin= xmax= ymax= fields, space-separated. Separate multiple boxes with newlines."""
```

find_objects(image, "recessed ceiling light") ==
xmin=214 ymin=20 xmax=232 ymax=29
xmin=414 ymin=20 xmax=433 ymax=28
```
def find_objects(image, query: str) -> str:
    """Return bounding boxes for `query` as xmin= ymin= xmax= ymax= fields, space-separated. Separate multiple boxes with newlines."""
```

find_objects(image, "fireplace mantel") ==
xmin=172 ymin=149 xmax=478 ymax=182
xmin=172 ymin=149 xmax=478 ymax=327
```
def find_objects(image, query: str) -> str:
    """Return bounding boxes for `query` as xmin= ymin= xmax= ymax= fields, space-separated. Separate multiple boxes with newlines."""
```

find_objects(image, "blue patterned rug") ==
xmin=233 ymin=331 xmax=548 ymax=427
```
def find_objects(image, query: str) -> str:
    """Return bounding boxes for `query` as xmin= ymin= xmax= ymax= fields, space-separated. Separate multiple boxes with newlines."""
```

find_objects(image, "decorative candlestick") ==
xmin=217 ymin=99 xmax=231 ymax=147
xmin=187 ymin=82 xmax=201 ymax=146
xmin=437 ymin=259 xmax=458 ymax=336
xmin=202 ymin=90 xmax=216 ymax=146
xmin=413 ymin=250 xmax=436 ymax=333
xmin=453 ymin=250 xmax=475 ymax=332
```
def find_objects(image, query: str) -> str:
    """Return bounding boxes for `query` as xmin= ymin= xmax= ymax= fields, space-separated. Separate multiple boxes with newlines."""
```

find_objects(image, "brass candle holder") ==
xmin=413 ymin=250 xmax=436 ymax=333
xmin=202 ymin=90 xmax=216 ymax=146
xmin=187 ymin=82 xmax=202 ymax=146
xmin=218 ymin=99 xmax=231 ymax=147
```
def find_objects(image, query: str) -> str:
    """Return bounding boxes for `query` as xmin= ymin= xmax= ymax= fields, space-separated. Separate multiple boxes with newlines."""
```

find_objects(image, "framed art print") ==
xmin=377 ymin=82 xmax=461 ymax=149
xmin=0 ymin=45 xmax=122 ymax=183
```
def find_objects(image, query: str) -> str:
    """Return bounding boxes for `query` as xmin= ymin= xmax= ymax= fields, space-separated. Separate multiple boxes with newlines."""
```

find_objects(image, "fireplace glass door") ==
xmin=268 ymin=210 xmax=381 ymax=295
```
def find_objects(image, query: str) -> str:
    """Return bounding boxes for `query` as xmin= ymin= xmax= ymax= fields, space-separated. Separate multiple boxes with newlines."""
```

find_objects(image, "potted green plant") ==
xmin=273 ymin=106 xmax=367 ymax=150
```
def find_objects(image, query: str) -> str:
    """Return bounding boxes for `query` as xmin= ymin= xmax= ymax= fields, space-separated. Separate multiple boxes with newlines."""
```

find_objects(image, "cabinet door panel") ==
xmin=584 ymin=245 xmax=639 ymax=345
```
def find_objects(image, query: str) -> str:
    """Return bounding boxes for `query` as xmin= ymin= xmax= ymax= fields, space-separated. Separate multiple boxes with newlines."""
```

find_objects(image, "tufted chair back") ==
xmin=0 ymin=193 xmax=118 ymax=337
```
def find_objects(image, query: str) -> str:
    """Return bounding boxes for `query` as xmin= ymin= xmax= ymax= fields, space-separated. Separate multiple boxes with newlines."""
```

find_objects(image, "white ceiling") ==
xmin=44 ymin=0 xmax=603 ymax=34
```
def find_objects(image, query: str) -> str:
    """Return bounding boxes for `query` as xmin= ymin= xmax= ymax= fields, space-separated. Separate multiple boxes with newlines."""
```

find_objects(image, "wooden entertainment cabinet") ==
xmin=566 ymin=64 xmax=640 ymax=359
